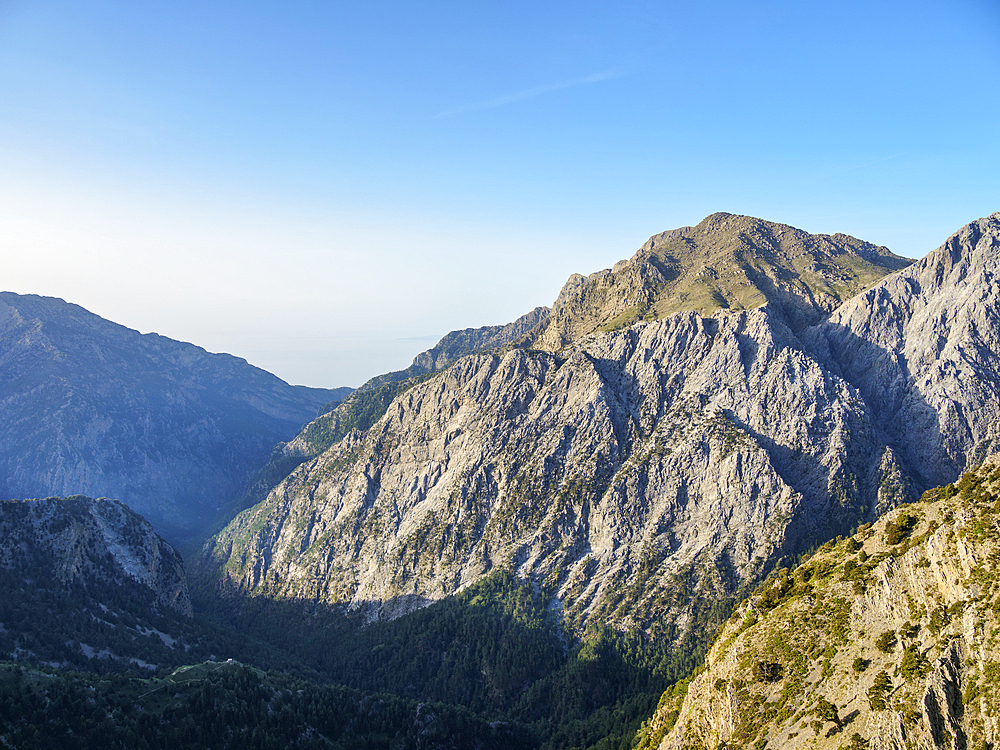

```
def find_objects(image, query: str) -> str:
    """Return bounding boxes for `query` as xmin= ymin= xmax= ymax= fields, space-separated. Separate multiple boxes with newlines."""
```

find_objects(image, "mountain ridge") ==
xmin=805 ymin=211 xmax=1000 ymax=490
xmin=6 ymin=212 xmax=1000 ymax=750
xmin=530 ymin=212 xmax=912 ymax=351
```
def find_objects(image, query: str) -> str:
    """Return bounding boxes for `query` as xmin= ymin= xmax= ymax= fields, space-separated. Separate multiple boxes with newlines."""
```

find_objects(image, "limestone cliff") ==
xmin=206 ymin=308 xmax=871 ymax=635
xmin=644 ymin=455 xmax=1000 ymax=750
xmin=806 ymin=212 xmax=1000 ymax=491
xmin=225 ymin=306 xmax=554 ymax=520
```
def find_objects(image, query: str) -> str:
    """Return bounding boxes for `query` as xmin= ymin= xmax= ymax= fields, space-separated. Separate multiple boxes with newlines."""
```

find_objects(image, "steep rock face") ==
xmin=222 ymin=307 xmax=554 ymax=529
xmin=0 ymin=495 xmax=191 ymax=616
xmin=239 ymin=307 xmax=552 ymax=514
xmin=202 ymin=213 xmax=997 ymax=648
xmin=646 ymin=456 xmax=1000 ymax=750
xmin=532 ymin=213 xmax=910 ymax=351
xmin=0 ymin=293 xmax=346 ymax=542
xmin=205 ymin=307 xmax=880 ymax=635
xmin=807 ymin=213 xmax=1000 ymax=490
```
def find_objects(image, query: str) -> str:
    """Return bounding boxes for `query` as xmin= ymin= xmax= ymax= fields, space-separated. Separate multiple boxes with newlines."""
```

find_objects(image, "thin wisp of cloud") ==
xmin=434 ymin=68 xmax=624 ymax=118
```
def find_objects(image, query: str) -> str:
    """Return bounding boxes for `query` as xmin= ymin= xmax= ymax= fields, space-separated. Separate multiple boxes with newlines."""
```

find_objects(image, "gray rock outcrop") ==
xmin=806 ymin=212 xmax=1000 ymax=490
xmin=0 ymin=495 xmax=191 ymax=616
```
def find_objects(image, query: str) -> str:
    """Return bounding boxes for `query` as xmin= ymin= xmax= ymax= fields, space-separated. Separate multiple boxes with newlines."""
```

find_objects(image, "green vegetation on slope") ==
xmin=196 ymin=568 xmax=725 ymax=750
xmin=297 ymin=377 xmax=432 ymax=455
xmin=644 ymin=456 xmax=1000 ymax=750
xmin=0 ymin=659 xmax=532 ymax=750
xmin=0 ymin=550 xmax=309 ymax=680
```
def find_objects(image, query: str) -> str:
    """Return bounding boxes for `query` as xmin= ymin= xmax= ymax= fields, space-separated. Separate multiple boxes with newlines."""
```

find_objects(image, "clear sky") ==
xmin=1 ymin=0 xmax=998 ymax=388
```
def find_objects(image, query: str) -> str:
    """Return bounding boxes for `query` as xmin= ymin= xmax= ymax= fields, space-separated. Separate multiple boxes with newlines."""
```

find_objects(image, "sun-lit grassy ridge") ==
xmin=534 ymin=213 xmax=911 ymax=350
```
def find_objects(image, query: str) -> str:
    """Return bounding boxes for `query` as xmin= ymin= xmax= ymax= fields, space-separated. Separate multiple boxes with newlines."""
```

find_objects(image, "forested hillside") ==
xmin=0 ymin=660 xmax=533 ymax=750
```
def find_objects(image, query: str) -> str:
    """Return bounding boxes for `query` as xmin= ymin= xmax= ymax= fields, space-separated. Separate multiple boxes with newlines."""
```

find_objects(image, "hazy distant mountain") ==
xmin=200 ymin=213 xmax=1000 ymax=658
xmin=0 ymin=293 xmax=349 ymax=543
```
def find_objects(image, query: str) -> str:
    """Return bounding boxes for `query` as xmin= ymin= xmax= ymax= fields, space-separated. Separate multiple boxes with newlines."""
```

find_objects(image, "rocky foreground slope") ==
xmin=0 ymin=293 xmax=348 ymax=542
xmin=643 ymin=455 xmax=1000 ymax=750
xmin=200 ymin=213 xmax=1000 ymax=649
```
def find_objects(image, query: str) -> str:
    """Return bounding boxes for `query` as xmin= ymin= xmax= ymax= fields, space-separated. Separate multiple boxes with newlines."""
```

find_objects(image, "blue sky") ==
xmin=1 ymin=0 xmax=998 ymax=387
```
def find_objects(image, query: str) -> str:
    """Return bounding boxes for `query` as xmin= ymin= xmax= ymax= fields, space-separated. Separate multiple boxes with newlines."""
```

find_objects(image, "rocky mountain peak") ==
xmin=553 ymin=273 xmax=587 ymax=313
xmin=532 ymin=214 xmax=911 ymax=351
xmin=200 ymin=213 xmax=998 ymax=668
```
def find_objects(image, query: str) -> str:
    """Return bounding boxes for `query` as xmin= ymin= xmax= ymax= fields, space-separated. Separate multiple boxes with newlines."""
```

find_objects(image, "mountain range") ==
xmin=2 ymin=210 xmax=999 ymax=749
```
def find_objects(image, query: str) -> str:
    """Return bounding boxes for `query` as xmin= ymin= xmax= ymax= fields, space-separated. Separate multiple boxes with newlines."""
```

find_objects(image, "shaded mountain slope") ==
xmin=0 ymin=495 xmax=199 ymax=673
xmin=0 ymin=293 xmax=347 ymax=542
xmin=0 ymin=495 xmax=190 ymax=616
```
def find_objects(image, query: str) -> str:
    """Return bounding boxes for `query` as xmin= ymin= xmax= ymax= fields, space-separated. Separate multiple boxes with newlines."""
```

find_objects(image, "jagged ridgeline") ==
xmin=229 ymin=211 xmax=906 ymax=522
xmin=644 ymin=455 xmax=1000 ymax=750
xmin=200 ymin=213 xmax=1000 ymax=655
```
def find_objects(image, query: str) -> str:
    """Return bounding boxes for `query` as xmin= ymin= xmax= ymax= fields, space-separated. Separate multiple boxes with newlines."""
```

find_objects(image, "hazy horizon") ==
xmin=2 ymin=0 xmax=998 ymax=388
